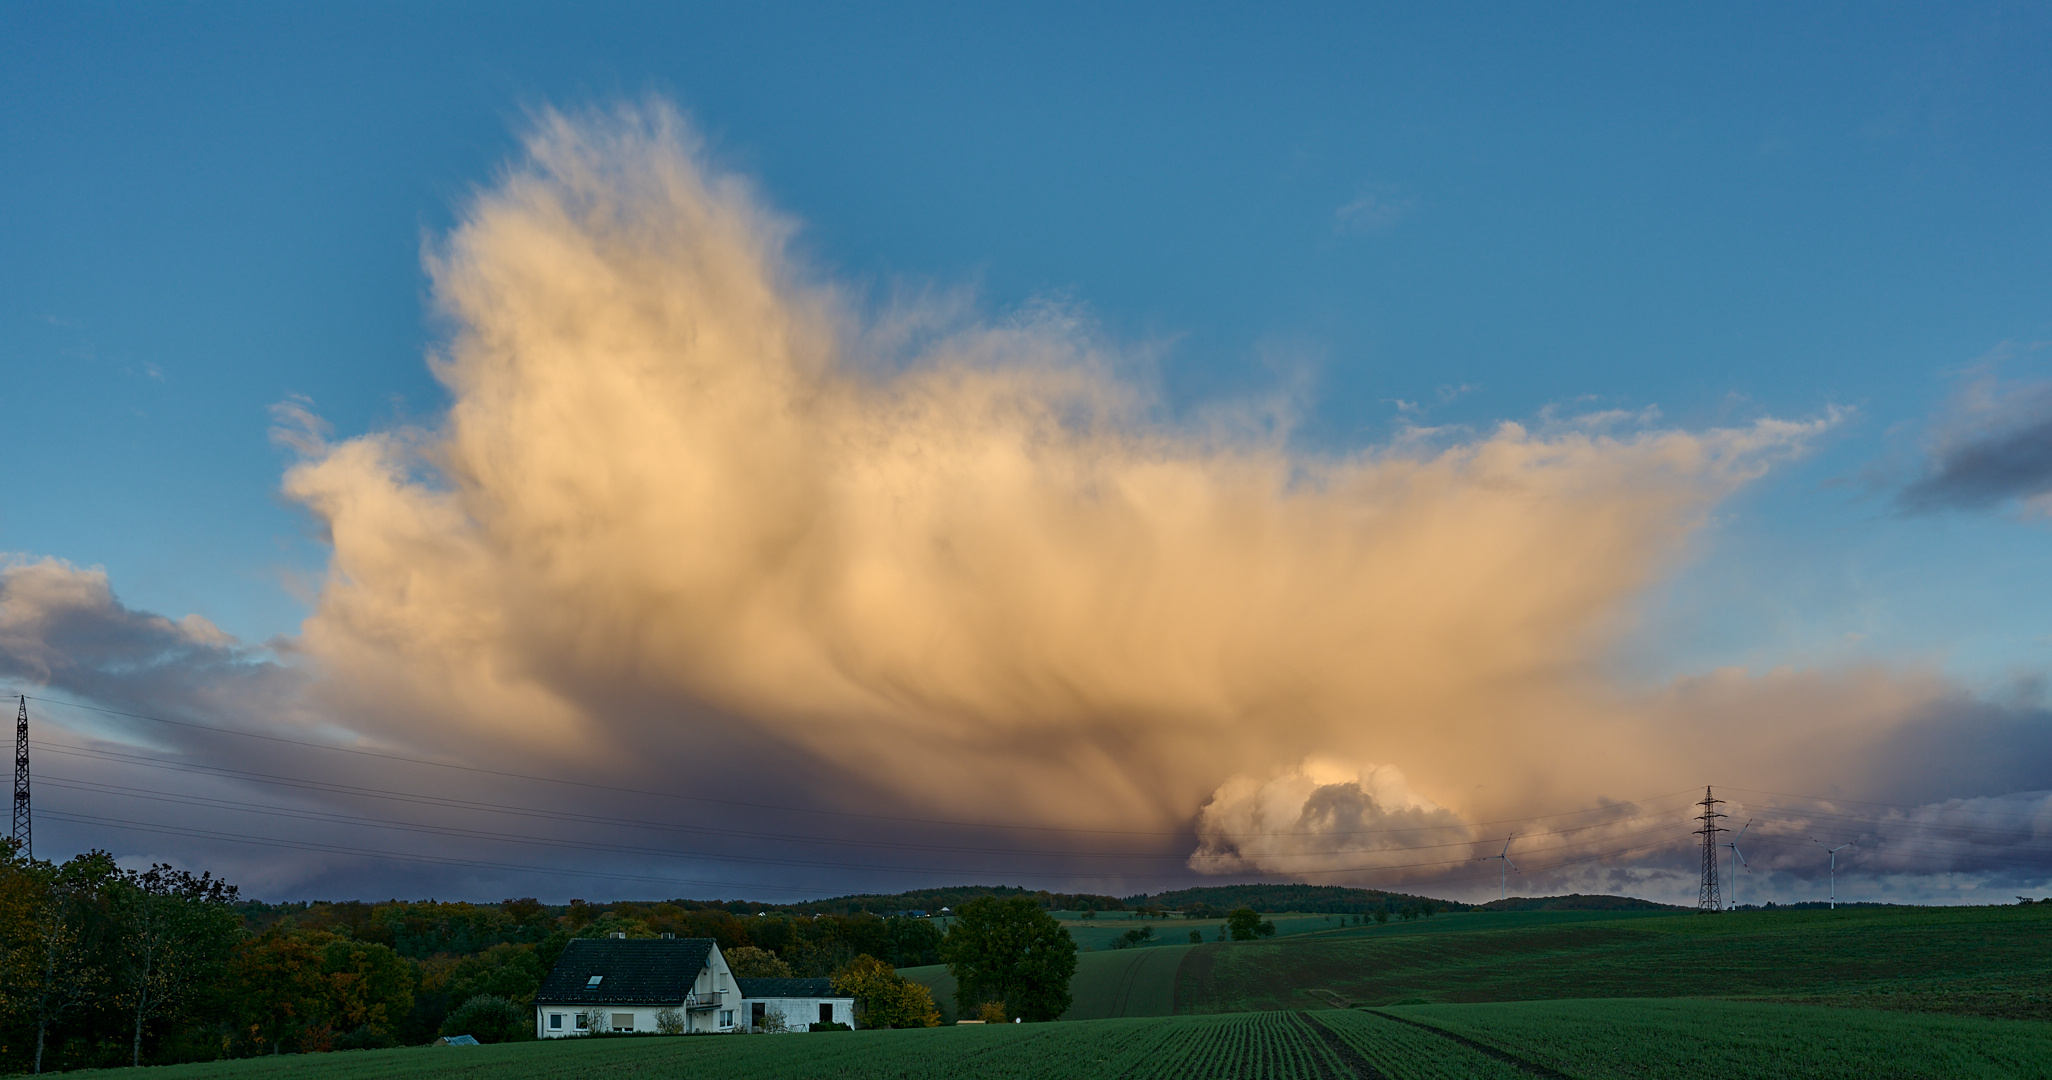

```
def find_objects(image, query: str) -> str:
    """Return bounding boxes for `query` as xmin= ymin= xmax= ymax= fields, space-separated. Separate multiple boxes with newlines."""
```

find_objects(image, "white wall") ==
xmin=741 ymin=996 xmax=856 ymax=1032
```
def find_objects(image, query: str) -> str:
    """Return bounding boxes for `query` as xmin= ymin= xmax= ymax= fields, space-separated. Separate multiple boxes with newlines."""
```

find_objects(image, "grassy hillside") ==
xmin=1475 ymin=893 xmax=1683 ymax=912
xmin=63 ymin=1002 xmax=2052 ymax=1080
xmin=1177 ymin=903 xmax=2052 ymax=1020
xmin=1054 ymin=909 xmax=1360 ymax=952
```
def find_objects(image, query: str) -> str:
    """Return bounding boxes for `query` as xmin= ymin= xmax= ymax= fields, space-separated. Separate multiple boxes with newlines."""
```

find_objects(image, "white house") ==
xmin=533 ymin=936 xmax=857 ymax=1037
xmin=534 ymin=937 xmax=739 ymax=1037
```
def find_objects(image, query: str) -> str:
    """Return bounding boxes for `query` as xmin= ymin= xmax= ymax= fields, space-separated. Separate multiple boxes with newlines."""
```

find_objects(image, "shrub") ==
xmin=334 ymin=1025 xmax=393 ymax=1051
xmin=977 ymin=1000 xmax=1008 ymax=1024
xmin=809 ymin=1021 xmax=852 ymax=1032
xmin=832 ymin=954 xmax=940 ymax=1028
xmin=441 ymin=994 xmax=530 ymax=1043
xmin=654 ymin=1006 xmax=686 ymax=1035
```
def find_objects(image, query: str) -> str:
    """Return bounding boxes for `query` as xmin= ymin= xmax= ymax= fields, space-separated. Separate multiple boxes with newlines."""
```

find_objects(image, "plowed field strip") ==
xmin=1366 ymin=1010 xmax=1572 ymax=1079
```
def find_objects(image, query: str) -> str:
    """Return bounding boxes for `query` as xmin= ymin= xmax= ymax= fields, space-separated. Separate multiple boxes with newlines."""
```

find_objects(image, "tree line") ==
xmin=0 ymin=846 xmax=952 ymax=1073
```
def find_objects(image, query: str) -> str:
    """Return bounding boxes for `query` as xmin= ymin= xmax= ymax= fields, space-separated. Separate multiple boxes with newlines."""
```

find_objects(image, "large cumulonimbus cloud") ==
xmin=13 ymin=102 xmax=2049 ymax=900
xmin=278 ymin=103 xmax=1837 ymax=857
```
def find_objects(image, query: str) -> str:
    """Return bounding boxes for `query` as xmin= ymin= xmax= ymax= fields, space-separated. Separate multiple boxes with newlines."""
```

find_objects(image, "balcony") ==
xmin=683 ymin=990 xmax=727 ymax=1011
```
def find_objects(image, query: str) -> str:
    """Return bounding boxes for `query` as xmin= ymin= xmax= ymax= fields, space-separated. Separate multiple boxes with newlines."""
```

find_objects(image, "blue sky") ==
xmin=8 ymin=3 xmax=2048 ymax=676
xmin=3 ymin=4 xmax=2050 ymax=902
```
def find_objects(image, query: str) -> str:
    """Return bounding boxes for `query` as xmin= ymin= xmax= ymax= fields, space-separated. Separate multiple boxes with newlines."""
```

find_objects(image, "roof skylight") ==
xmin=586 ymin=975 xmax=603 ymax=989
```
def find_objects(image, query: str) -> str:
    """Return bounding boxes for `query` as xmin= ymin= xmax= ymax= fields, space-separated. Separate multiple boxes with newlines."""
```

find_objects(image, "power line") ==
xmin=1720 ymin=785 xmax=2052 ymax=820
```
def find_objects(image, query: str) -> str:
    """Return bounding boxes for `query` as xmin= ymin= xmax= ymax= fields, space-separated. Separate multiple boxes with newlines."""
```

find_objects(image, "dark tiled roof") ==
xmin=534 ymin=938 xmax=718 ymax=1005
xmin=737 ymin=977 xmax=844 ymax=999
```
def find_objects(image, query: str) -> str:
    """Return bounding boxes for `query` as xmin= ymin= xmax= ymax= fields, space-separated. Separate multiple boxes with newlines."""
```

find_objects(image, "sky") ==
xmin=3 ymin=3 xmax=2050 ymax=907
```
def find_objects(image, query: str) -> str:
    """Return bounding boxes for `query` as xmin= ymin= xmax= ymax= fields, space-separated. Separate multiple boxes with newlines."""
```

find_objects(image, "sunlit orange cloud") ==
xmin=272 ymin=103 xmax=1881 ymax=883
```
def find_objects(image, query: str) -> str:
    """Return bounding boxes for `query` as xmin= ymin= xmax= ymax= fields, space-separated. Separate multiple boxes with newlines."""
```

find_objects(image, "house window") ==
xmin=548 ymin=1013 xmax=563 ymax=1030
xmin=819 ymin=1003 xmax=834 ymax=1025
xmin=575 ymin=1014 xmax=588 ymax=1030
xmin=720 ymin=1010 xmax=734 ymax=1027
xmin=612 ymin=1013 xmax=634 ymax=1032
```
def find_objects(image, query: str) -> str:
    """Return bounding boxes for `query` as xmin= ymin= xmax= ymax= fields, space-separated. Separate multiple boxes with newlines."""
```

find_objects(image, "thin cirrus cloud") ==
xmin=6 ymin=100 xmax=2050 ymax=901
xmin=1334 ymin=187 xmax=1416 ymax=234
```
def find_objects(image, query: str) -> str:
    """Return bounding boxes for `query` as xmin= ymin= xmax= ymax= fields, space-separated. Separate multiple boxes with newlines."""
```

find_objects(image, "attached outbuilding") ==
xmin=735 ymin=977 xmax=857 ymax=1032
xmin=534 ymin=937 xmax=740 ymax=1037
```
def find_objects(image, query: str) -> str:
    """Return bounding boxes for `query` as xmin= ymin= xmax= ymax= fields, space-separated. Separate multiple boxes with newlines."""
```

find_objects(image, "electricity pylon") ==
xmin=1694 ymin=786 xmax=1725 ymax=912
xmin=11 ymin=695 xmax=28 ymax=859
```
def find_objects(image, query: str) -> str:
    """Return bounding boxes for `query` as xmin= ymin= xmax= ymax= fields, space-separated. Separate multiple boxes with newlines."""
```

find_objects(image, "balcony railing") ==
xmin=683 ymin=990 xmax=727 ymax=1011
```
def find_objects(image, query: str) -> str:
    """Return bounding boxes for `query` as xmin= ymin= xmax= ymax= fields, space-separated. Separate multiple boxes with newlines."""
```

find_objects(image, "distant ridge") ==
xmin=1132 ymin=883 xmax=1474 ymax=914
xmin=726 ymin=883 xmax=1476 ymax=915
xmin=1476 ymin=893 xmax=1683 ymax=912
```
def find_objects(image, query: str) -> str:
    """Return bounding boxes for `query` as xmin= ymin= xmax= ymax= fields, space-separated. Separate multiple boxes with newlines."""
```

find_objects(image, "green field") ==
xmin=62 ymin=903 xmax=2052 ymax=1077
xmin=900 ymin=941 xmax=1194 ymax=1022
xmin=1052 ymin=910 xmax=1357 ymax=953
xmin=1180 ymin=903 xmax=2052 ymax=1019
xmin=65 ymin=1001 xmax=2052 ymax=1079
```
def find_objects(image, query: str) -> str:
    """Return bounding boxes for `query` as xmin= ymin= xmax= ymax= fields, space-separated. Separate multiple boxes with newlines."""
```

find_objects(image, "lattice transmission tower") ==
xmin=11 ymin=695 xmax=28 ymax=860
xmin=1694 ymin=786 xmax=1725 ymax=912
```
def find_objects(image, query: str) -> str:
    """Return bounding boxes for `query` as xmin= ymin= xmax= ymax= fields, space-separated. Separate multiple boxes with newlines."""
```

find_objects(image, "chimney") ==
xmin=610 ymin=932 xmax=626 ymax=939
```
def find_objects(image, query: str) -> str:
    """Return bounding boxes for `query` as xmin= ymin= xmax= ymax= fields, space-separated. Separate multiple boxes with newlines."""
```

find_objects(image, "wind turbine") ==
xmin=1812 ymin=838 xmax=1854 ymax=909
xmin=1720 ymin=820 xmax=1753 ymax=910
xmin=1479 ymin=835 xmax=1518 ymax=901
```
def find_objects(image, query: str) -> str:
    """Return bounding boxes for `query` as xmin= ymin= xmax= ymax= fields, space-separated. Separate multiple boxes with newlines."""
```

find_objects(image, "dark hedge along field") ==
xmin=1179 ymin=902 xmax=2052 ymax=1021
xmin=62 ymin=1001 xmax=2052 ymax=1080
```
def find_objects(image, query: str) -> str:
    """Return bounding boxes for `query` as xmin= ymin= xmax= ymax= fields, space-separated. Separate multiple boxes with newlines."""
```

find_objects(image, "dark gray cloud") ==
xmin=1899 ymin=374 xmax=2052 ymax=513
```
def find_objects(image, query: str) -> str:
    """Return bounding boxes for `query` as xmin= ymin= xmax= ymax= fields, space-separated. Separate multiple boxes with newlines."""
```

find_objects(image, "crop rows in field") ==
xmin=1307 ymin=1010 xmax=1532 ymax=1079
xmin=1122 ymin=1011 xmax=1348 ymax=1080
xmin=70 ymin=999 xmax=2052 ymax=1080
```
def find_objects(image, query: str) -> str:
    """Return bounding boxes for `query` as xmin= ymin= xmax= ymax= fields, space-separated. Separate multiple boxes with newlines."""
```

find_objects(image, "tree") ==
xmin=938 ymin=896 xmax=1076 ymax=1022
xmin=112 ymin=864 xmax=240 ymax=1067
xmin=830 ymin=955 xmax=939 ymax=1029
xmin=723 ymin=945 xmax=794 ymax=978
xmin=1227 ymin=907 xmax=1263 ymax=941
xmin=320 ymin=937 xmax=416 ymax=1036
xmin=230 ymin=925 xmax=331 ymax=1054
xmin=19 ymin=850 xmax=120 ymax=1074
xmin=884 ymin=917 xmax=944 ymax=967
